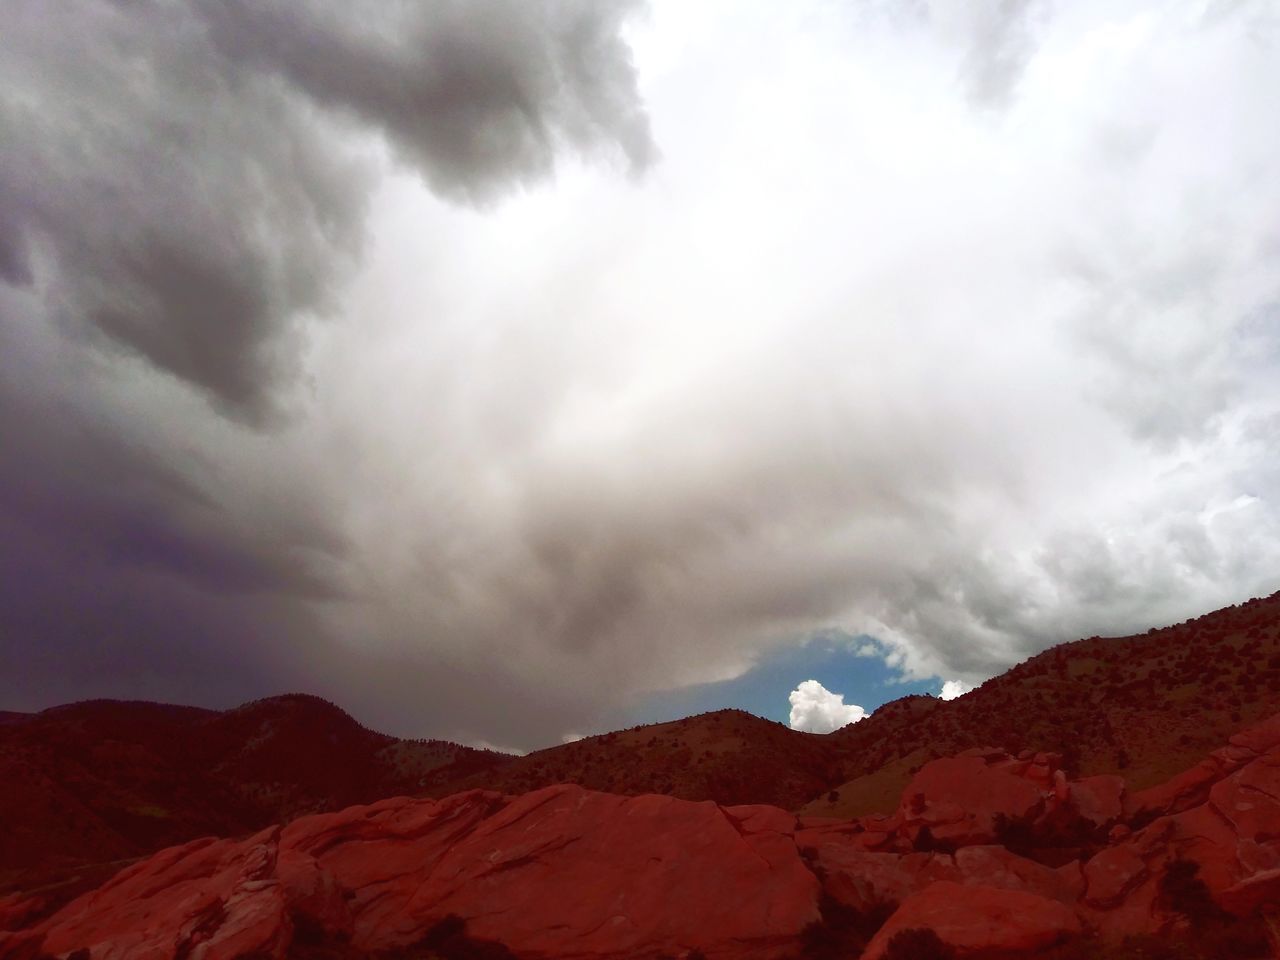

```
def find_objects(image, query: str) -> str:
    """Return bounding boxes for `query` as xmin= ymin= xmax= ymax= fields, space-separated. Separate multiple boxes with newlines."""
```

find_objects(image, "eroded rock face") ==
xmin=3 ymin=786 xmax=820 ymax=960
xmin=794 ymin=837 xmax=1081 ymax=915
xmin=898 ymin=753 xmax=1048 ymax=846
xmin=894 ymin=747 xmax=1127 ymax=850
xmin=1127 ymin=714 xmax=1280 ymax=820
xmin=1082 ymin=714 xmax=1280 ymax=941
xmin=7 ymin=715 xmax=1280 ymax=960
xmin=8 ymin=830 xmax=291 ymax=960
xmin=861 ymin=881 xmax=1081 ymax=960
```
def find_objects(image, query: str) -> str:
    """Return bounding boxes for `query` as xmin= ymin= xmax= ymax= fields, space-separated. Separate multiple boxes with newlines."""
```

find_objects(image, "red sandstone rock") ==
xmin=1084 ymin=844 xmax=1149 ymax=908
xmin=796 ymin=834 xmax=1081 ymax=916
xmin=894 ymin=747 xmax=1122 ymax=849
xmin=861 ymin=881 xmax=1081 ymax=959
xmin=6 ymin=786 xmax=820 ymax=960
xmin=0 ymin=894 xmax=43 ymax=934
xmin=31 ymin=829 xmax=290 ymax=960
xmin=898 ymin=755 xmax=1046 ymax=846
xmin=953 ymin=845 xmax=1083 ymax=902
xmin=1128 ymin=713 xmax=1280 ymax=819
xmin=1082 ymin=716 xmax=1280 ymax=941
xmin=1068 ymin=775 xmax=1127 ymax=827
xmin=9 ymin=714 xmax=1280 ymax=960
xmin=796 ymin=846 xmax=958 ymax=911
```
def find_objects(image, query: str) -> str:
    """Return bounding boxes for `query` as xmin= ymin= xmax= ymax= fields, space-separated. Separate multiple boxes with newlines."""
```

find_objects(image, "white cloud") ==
xmin=6 ymin=0 xmax=1280 ymax=749
xmin=939 ymin=679 xmax=973 ymax=701
xmin=788 ymin=680 xmax=867 ymax=734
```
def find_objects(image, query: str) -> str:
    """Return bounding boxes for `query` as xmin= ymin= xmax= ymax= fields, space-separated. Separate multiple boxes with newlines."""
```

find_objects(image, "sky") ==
xmin=2 ymin=0 xmax=1279 ymax=750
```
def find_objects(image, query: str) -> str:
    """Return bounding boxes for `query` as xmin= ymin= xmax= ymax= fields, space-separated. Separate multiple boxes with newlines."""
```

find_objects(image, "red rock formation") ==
xmin=1 ymin=786 xmax=820 ymax=960
xmin=1082 ymin=713 xmax=1280 ymax=942
xmin=897 ymin=751 xmax=1048 ymax=846
xmin=6 ymin=715 xmax=1280 ymax=960
xmin=861 ymin=881 xmax=1081 ymax=959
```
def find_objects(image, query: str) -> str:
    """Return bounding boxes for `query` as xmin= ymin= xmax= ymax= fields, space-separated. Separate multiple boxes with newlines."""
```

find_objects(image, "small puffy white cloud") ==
xmin=788 ymin=679 xmax=867 ymax=733
xmin=939 ymin=679 xmax=973 ymax=701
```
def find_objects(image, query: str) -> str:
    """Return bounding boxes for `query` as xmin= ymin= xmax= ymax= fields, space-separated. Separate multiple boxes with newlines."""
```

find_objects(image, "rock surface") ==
xmin=1081 ymin=712 xmax=1280 ymax=941
xmin=3 ymin=786 xmax=820 ymax=960
xmin=861 ymin=881 xmax=1081 ymax=959
xmin=6 ymin=716 xmax=1280 ymax=959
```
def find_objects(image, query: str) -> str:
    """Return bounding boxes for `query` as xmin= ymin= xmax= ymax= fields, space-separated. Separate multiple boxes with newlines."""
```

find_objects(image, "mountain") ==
xmin=423 ymin=708 xmax=851 ymax=810
xmin=5 ymin=713 xmax=1279 ymax=960
xmin=0 ymin=693 xmax=511 ymax=896
xmin=416 ymin=591 xmax=1280 ymax=818
xmin=3 ymin=590 xmax=1279 ymax=951
xmin=805 ymin=590 xmax=1280 ymax=818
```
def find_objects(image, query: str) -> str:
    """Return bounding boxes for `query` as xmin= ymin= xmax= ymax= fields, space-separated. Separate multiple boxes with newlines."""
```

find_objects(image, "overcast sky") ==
xmin=2 ymin=0 xmax=1278 ymax=749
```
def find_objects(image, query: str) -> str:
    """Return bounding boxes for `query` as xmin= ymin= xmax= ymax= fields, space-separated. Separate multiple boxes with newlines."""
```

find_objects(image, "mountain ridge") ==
xmin=3 ymin=589 xmax=1278 ymax=924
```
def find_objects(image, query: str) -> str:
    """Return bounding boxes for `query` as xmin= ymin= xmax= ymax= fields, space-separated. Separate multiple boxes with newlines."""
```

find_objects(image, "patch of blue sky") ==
xmin=619 ymin=632 xmax=941 ymax=728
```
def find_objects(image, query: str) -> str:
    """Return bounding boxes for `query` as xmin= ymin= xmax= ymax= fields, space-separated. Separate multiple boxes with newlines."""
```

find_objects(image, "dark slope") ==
xmin=424 ymin=708 xmax=851 ymax=809
xmin=0 ymin=693 xmax=511 ymax=892
xmin=5 ymin=590 xmax=1279 ymax=907
xmin=418 ymin=591 xmax=1280 ymax=817
xmin=803 ymin=590 xmax=1280 ymax=817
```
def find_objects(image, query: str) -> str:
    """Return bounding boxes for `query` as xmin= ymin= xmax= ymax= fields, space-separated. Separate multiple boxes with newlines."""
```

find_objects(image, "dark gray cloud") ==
xmin=199 ymin=0 xmax=653 ymax=203
xmin=0 ymin=0 xmax=651 ymax=744
xmin=0 ymin=0 xmax=651 ymax=419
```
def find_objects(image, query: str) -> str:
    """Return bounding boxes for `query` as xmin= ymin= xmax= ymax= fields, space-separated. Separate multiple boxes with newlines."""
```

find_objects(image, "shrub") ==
xmin=882 ymin=927 xmax=956 ymax=960
xmin=397 ymin=915 xmax=520 ymax=960
xmin=1158 ymin=860 xmax=1220 ymax=922
xmin=912 ymin=825 xmax=956 ymax=854
xmin=798 ymin=893 xmax=895 ymax=959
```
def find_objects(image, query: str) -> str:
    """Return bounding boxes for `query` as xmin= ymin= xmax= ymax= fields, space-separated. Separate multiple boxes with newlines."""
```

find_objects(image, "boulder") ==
xmin=1068 ymin=775 xmax=1127 ymax=828
xmin=799 ymin=834 xmax=1083 ymax=914
xmin=6 ymin=785 xmax=822 ymax=960
xmin=861 ymin=881 xmax=1081 ymax=959
xmin=29 ymin=829 xmax=290 ymax=960
xmin=0 ymin=894 xmax=44 ymax=934
xmin=1128 ymin=713 xmax=1280 ymax=820
xmin=953 ymin=845 xmax=1083 ymax=903
xmin=1084 ymin=844 xmax=1149 ymax=909
xmin=1083 ymin=721 xmax=1280 ymax=941
xmin=797 ymin=847 xmax=958 ymax=912
xmin=898 ymin=755 xmax=1045 ymax=846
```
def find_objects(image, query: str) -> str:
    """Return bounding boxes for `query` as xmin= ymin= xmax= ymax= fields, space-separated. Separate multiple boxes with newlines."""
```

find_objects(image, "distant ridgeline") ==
xmin=1 ymin=590 xmax=1277 ymax=919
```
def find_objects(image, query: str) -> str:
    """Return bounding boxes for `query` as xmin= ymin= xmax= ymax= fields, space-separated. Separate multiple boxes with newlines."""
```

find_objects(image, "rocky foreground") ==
xmin=3 ymin=716 xmax=1280 ymax=959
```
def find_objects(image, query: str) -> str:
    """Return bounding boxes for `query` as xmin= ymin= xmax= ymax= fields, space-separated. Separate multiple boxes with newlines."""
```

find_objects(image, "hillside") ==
xmin=416 ymin=591 xmax=1280 ymax=817
xmin=7 ymin=714 xmax=1280 ymax=960
xmin=424 ymin=708 xmax=852 ymax=809
xmin=0 ymin=693 xmax=511 ymax=895
xmin=804 ymin=590 xmax=1280 ymax=818
xmin=4 ymin=589 xmax=1279 ymax=921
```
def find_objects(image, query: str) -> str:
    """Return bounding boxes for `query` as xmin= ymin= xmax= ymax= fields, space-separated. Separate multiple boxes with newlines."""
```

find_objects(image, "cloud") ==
xmin=925 ymin=0 xmax=1043 ymax=106
xmin=939 ymin=680 xmax=973 ymax=701
xmin=3 ymin=1 xmax=1280 ymax=751
xmin=0 ymin=0 xmax=652 ymax=746
xmin=0 ymin=0 xmax=651 ymax=420
xmin=788 ymin=680 xmax=866 ymax=734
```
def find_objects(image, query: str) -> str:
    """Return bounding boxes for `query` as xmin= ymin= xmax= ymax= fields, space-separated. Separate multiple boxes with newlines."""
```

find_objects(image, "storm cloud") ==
xmin=0 ymin=0 xmax=650 ymax=418
xmin=2 ymin=0 xmax=1279 ymax=749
